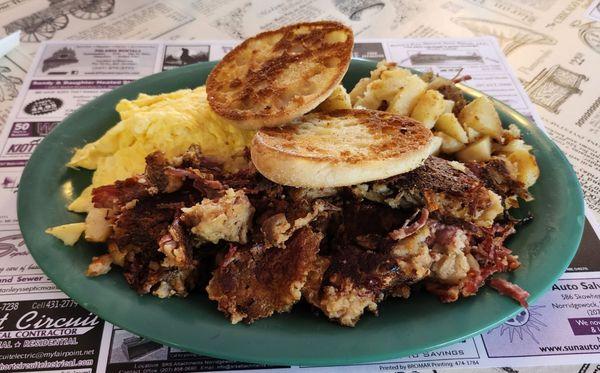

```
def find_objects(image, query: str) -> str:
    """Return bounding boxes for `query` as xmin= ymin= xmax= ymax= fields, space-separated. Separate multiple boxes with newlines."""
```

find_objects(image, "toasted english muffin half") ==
xmin=251 ymin=109 xmax=435 ymax=187
xmin=206 ymin=21 xmax=354 ymax=129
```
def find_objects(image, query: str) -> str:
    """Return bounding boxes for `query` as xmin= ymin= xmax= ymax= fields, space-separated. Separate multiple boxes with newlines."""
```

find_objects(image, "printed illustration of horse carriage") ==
xmin=4 ymin=0 xmax=115 ymax=43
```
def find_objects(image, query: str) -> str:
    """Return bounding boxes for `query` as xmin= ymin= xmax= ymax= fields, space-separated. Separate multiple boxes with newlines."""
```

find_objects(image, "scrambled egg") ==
xmin=67 ymin=86 xmax=254 ymax=212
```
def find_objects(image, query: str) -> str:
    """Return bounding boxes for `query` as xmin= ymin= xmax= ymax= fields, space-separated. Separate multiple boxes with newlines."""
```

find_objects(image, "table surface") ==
xmin=0 ymin=1 xmax=599 ymax=372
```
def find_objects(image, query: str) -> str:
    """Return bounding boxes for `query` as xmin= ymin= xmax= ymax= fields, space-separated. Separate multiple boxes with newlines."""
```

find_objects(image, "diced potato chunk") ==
xmin=387 ymin=75 xmax=428 ymax=115
xmin=45 ymin=222 xmax=86 ymax=246
xmin=350 ymin=61 xmax=397 ymax=105
xmin=435 ymin=113 xmax=468 ymax=143
xmin=466 ymin=127 xmax=481 ymax=142
xmin=435 ymin=132 xmax=465 ymax=154
xmin=444 ymin=100 xmax=455 ymax=114
xmin=349 ymin=77 xmax=370 ymax=105
xmin=315 ymin=85 xmax=351 ymax=112
xmin=503 ymin=123 xmax=522 ymax=142
xmin=86 ymin=254 xmax=112 ymax=277
xmin=508 ymin=149 xmax=540 ymax=188
xmin=85 ymin=207 xmax=111 ymax=242
xmin=354 ymin=69 xmax=412 ymax=109
xmin=429 ymin=135 xmax=443 ymax=156
xmin=410 ymin=89 xmax=446 ymax=129
xmin=499 ymin=139 xmax=533 ymax=154
xmin=480 ymin=191 xmax=504 ymax=227
xmin=458 ymin=96 xmax=503 ymax=140
xmin=456 ymin=136 xmax=492 ymax=162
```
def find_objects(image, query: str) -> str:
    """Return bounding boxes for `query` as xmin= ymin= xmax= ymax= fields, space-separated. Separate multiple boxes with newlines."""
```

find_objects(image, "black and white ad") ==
xmin=36 ymin=43 xmax=159 ymax=78
xmin=0 ymin=298 xmax=104 ymax=372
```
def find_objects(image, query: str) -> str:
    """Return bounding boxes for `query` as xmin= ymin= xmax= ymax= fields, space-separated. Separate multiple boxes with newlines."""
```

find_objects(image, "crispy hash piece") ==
xmin=207 ymin=228 xmax=322 ymax=324
xmin=87 ymin=145 xmax=531 ymax=326
xmin=89 ymin=147 xmax=223 ymax=297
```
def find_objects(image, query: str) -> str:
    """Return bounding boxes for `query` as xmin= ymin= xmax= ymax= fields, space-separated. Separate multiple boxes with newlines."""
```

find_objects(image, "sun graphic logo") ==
xmin=487 ymin=305 xmax=547 ymax=344
xmin=505 ymin=309 xmax=530 ymax=327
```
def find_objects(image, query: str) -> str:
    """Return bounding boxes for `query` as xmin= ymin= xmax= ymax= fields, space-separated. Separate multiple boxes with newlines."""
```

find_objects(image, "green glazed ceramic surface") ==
xmin=18 ymin=59 xmax=584 ymax=366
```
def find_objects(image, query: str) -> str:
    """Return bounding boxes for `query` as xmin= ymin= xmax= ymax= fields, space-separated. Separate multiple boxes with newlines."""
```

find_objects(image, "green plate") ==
xmin=18 ymin=59 xmax=584 ymax=366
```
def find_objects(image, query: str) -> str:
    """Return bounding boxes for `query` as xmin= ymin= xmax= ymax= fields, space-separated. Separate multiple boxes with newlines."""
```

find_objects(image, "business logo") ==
xmin=487 ymin=305 xmax=547 ymax=343
xmin=23 ymin=97 xmax=63 ymax=115
xmin=5 ymin=139 xmax=41 ymax=155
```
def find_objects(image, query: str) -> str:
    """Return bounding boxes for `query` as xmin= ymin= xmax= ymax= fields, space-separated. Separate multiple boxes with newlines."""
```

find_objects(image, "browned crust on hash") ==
xmin=206 ymin=227 xmax=323 ymax=323
xmin=256 ymin=109 xmax=433 ymax=164
xmin=388 ymin=156 xmax=482 ymax=195
xmin=206 ymin=21 xmax=354 ymax=126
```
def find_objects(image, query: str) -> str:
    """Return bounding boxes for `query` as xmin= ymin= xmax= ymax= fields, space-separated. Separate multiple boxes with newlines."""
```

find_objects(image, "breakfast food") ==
xmin=47 ymin=21 xmax=541 ymax=327
xmin=66 ymin=87 xmax=254 ymax=213
xmin=78 ymin=144 xmax=526 ymax=326
xmin=206 ymin=21 xmax=353 ymax=129
xmin=251 ymin=110 xmax=435 ymax=187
